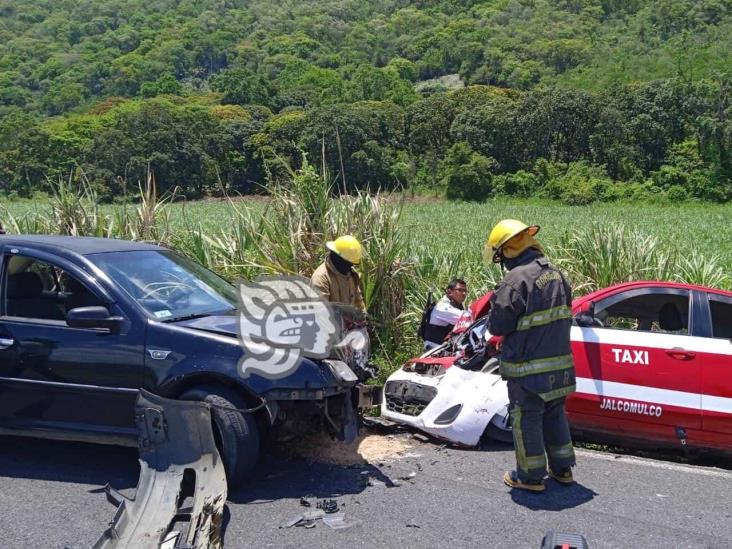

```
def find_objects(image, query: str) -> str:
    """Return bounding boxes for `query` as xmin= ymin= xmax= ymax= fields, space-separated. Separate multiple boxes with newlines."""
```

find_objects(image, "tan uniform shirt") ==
xmin=311 ymin=257 xmax=365 ymax=311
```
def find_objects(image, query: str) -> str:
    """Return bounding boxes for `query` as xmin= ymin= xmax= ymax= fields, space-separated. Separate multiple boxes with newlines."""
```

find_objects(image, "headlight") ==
xmin=324 ymin=359 xmax=358 ymax=383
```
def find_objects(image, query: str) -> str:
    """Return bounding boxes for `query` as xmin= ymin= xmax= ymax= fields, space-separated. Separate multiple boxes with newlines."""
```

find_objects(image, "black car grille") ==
xmin=384 ymin=380 xmax=438 ymax=416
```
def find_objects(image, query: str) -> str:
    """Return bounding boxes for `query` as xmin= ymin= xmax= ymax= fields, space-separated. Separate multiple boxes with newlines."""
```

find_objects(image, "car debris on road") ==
xmin=279 ymin=502 xmax=361 ymax=531
xmin=279 ymin=510 xmax=326 ymax=529
xmin=316 ymin=499 xmax=340 ymax=513
xmin=93 ymin=390 xmax=227 ymax=549
xmin=322 ymin=513 xmax=362 ymax=530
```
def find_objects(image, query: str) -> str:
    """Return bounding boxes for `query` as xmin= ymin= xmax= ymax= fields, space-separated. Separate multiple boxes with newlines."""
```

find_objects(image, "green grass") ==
xmin=401 ymin=198 xmax=732 ymax=265
xmin=0 ymin=197 xmax=266 ymax=234
xmin=5 ymin=196 xmax=732 ymax=289
xmin=3 ymin=194 xmax=731 ymax=376
xmin=404 ymin=198 xmax=732 ymax=298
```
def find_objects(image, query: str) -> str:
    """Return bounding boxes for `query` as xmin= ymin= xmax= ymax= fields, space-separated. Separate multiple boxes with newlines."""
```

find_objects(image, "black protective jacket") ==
xmin=487 ymin=248 xmax=576 ymax=401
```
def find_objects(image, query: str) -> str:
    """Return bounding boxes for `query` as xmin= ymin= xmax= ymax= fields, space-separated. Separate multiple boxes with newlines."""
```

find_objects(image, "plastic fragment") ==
xmin=322 ymin=513 xmax=362 ymax=531
xmin=279 ymin=510 xmax=326 ymax=529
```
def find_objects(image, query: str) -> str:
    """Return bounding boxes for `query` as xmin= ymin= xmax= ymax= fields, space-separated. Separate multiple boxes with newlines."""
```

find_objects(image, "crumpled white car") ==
xmin=381 ymin=310 xmax=512 ymax=446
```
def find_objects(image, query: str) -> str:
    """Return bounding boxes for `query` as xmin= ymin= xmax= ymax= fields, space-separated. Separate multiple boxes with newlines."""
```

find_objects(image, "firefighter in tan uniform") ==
xmin=311 ymin=235 xmax=374 ymax=382
xmin=486 ymin=219 xmax=576 ymax=492
xmin=311 ymin=235 xmax=366 ymax=321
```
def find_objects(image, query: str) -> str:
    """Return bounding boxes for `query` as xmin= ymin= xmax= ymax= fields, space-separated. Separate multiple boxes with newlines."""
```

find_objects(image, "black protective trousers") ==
xmin=507 ymin=379 xmax=576 ymax=483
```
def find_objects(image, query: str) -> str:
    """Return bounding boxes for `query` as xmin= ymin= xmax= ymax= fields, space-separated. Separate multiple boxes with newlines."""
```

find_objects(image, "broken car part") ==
xmin=316 ymin=499 xmax=339 ymax=513
xmin=382 ymin=355 xmax=510 ymax=446
xmin=322 ymin=513 xmax=362 ymax=531
xmin=540 ymin=530 xmax=589 ymax=549
xmin=279 ymin=510 xmax=360 ymax=531
xmin=382 ymin=313 xmax=512 ymax=447
xmin=279 ymin=510 xmax=326 ymax=529
xmin=93 ymin=389 xmax=227 ymax=549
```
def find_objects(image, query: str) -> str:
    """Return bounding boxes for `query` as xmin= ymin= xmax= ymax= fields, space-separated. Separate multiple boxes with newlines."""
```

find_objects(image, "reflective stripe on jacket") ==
xmin=487 ymin=248 xmax=575 ymax=401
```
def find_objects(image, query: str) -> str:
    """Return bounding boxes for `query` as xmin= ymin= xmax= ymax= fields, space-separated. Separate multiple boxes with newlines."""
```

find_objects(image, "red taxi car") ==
xmin=569 ymin=281 xmax=732 ymax=453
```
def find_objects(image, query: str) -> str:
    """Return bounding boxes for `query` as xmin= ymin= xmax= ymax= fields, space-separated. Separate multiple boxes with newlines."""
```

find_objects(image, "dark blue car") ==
xmin=0 ymin=235 xmax=377 ymax=486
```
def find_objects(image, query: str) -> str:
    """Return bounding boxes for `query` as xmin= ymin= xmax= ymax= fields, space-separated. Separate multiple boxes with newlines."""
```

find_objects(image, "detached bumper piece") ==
xmin=93 ymin=389 xmax=227 ymax=549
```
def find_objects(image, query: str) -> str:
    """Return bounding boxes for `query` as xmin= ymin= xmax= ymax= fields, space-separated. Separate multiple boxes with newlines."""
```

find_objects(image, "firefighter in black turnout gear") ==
xmin=486 ymin=219 xmax=576 ymax=492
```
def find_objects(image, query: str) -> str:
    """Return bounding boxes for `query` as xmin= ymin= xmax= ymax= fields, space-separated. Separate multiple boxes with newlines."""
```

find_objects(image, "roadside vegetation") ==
xmin=3 ymin=176 xmax=731 ymax=377
xmin=2 ymin=0 xmax=732 ymax=374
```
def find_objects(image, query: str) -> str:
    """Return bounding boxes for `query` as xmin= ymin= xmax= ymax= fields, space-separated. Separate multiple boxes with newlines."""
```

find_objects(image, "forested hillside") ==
xmin=1 ymin=0 xmax=731 ymax=202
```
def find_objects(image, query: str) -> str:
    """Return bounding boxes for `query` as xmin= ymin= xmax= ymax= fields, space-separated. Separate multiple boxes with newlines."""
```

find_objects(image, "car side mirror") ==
xmin=67 ymin=306 xmax=125 ymax=334
xmin=574 ymin=301 xmax=603 ymax=328
xmin=574 ymin=313 xmax=595 ymax=327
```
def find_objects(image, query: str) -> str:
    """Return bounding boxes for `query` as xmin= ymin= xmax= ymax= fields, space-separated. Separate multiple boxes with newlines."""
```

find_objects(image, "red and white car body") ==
xmin=568 ymin=281 xmax=732 ymax=453
xmin=383 ymin=281 xmax=732 ymax=454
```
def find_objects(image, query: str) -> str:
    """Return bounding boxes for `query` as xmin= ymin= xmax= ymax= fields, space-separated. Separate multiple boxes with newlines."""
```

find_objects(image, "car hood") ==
xmin=145 ymin=310 xmax=357 ymax=395
xmin=176 ymin=313 xmax=294 ymax=343
xmin=176 ymin=314 xmax=240 ymax=338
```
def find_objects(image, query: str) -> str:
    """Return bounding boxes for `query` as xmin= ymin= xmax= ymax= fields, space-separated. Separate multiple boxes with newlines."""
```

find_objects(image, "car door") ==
xmin=699 ymin=291 xmax=732 ymax=441
xmin=569 ymin=286 xmax=702 ymax=445
xmin=0 ymin=247 xmax=148 ymax=440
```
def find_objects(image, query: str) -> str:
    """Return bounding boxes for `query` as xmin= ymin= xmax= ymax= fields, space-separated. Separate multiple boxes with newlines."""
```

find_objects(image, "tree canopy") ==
xmin=1 ymin=0 xmax=731 ymax=202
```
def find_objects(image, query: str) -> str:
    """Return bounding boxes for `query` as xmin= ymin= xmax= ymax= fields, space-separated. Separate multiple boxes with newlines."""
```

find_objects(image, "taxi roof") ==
xmin=573 ymin=280 xmax=732 ymax=309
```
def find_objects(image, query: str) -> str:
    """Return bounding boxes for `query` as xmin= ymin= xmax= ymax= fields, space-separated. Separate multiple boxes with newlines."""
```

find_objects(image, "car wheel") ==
xmin=180 ymin=384 xmax=260 ymax=488
xmin=483 ymin=407 xmax=513 ymax=445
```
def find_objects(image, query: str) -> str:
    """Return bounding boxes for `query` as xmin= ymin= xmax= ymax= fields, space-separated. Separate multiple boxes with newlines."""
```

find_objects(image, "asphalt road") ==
xmin=1 ymin=432 xmax=731 ymax=549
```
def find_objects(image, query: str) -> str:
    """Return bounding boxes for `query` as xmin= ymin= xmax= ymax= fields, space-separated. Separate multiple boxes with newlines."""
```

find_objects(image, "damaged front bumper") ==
xmin=262 ymin=359 xmax=383 ymax=445
xmin=381 ymin=364 xmax=509 ymax=446
xmin=94 ymin=390 xmax=227 ymax=549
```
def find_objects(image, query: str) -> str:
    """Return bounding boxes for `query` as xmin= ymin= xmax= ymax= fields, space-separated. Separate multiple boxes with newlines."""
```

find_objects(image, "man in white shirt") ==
xmin=423 ymin=278 xmax=468 ymax=349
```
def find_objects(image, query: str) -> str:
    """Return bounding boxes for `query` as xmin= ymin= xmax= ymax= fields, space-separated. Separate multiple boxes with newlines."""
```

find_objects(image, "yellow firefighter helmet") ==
xmin=486 ymin=219 xmax=540 ymax=263
xmin=326 ymin=235 xmax=363 ymax=264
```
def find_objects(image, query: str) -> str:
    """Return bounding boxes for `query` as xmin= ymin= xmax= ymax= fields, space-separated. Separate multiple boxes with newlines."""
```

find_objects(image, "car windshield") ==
xmin=455 ymin=317 xmax=489 ymax=352
xmin=89 ymin=250 xmax=237 ymax=322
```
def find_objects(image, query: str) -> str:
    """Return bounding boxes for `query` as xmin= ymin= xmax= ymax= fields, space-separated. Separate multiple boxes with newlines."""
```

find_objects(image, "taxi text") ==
xmin=611 ymin=348 xmax=649 ymax=365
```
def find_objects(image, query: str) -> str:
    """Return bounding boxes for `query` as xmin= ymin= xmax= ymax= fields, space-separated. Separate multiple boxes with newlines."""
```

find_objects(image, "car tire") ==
xmin=483 ymin=407 xmax=514 ymax=445
xmin=483 ymin=422 xmax=514 ymax=444
xmin=180 ymin=384 xmax=260 ymax=488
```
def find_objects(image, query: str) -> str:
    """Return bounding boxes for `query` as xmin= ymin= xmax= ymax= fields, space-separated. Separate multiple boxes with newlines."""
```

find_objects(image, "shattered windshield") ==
xmin=89 ymin=250 xmax=237 ymax=322
xmin=457 ymin=317 xmax=489 ymax=350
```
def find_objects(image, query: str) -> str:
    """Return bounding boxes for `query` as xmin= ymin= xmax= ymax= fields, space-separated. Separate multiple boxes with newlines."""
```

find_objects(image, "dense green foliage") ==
xmin=1 ymin=0 xmax=732 ymax=202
